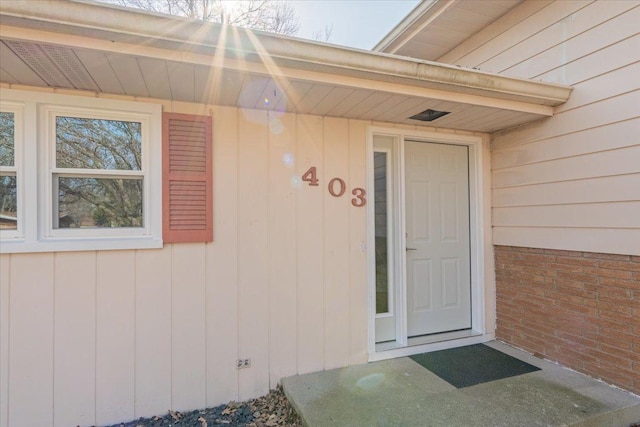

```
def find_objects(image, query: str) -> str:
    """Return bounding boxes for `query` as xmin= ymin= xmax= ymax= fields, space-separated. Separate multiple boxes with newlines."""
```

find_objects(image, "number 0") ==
xmin=328 ymin=178 xmax=346 ymax=197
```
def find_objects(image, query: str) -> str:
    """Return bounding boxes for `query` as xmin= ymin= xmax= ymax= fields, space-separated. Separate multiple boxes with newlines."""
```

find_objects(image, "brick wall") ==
xmin=494 ymin=245 xmax=640 ymax=395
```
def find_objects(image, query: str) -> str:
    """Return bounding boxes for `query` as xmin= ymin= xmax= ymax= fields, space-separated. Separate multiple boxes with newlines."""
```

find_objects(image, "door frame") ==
xmin=366 ymin=126 xmax=492 ymax=362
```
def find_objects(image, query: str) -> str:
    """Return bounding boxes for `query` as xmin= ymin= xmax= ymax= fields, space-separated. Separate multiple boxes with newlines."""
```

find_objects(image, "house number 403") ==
xmin=301 ymin=166 xmax=367 ymax=207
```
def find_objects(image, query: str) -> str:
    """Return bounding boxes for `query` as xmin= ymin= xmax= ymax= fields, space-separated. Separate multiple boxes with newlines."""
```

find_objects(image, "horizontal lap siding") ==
xmin=441 ymin=0 xmax=640 ymax=395
xmin=439 ymin=0 xmax=640 ymax=256
xmin=0 ymin=96 xmax=370 ymax=426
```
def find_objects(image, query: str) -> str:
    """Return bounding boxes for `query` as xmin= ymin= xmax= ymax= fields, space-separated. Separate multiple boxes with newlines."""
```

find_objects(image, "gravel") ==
xmin=104 ymin=385 xmax=302 ymax=427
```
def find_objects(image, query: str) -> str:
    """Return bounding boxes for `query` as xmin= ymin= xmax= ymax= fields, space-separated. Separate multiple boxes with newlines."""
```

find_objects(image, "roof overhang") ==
xmin=374 ymin=0 xmax=523 ymax=61
xmin=0 ymin=0 xmax=571 ymax=133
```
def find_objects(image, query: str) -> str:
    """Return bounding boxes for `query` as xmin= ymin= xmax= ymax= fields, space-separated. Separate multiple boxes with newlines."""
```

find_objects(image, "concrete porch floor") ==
xmin=282 ymin=341 xmax=640 ymax=426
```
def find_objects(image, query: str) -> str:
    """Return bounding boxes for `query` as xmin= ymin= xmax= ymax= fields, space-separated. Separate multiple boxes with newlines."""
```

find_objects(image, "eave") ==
xmin=0 ymin=0 xmax=572 ymax=133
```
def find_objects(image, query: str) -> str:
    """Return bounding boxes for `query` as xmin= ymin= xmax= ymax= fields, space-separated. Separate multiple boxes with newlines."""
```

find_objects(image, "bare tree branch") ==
xmin=312 ymin=24 xmax=333 ymax=43
xmin=102 ymin=0 xmax=300 ymax=35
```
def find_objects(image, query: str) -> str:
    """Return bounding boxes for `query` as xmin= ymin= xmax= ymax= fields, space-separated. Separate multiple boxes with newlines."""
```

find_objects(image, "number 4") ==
xmin=302 ymin=166 xmax=319 ymax=186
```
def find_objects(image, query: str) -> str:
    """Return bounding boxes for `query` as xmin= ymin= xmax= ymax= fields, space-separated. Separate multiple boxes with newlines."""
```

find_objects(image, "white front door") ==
xmin=405 ymin=141 xmax=471 ymax=337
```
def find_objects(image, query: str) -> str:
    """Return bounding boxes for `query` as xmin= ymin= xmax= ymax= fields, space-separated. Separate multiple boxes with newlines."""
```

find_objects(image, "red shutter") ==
xmin=162 ymin=112 xmax=213 ymax=243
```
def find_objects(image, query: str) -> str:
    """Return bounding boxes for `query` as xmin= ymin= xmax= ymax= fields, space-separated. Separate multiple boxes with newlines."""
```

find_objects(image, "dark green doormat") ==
xmin=409 ymin=344 xmax=540 ymax=388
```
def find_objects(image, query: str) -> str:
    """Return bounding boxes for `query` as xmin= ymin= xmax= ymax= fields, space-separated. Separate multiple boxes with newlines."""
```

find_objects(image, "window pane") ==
xmin=56 ymin=116 xmax=142 ymax=171
xmin=0 ymin=175 xmax=17 ymax=230
xmin=374 ymin=152 xmax=390 ymax=314
xmin=0 ymin=112 xmax=15 ymax=167
xmin=57 ymin=177 xmax=143 ymax=228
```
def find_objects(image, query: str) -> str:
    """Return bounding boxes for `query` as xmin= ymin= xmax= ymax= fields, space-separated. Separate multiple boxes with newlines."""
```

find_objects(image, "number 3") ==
xmin=351 ymin=188 xmax=366 ymax=207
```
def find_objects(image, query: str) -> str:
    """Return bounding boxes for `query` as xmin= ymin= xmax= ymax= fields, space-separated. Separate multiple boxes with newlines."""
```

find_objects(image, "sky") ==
xmin=97 ymin=0 xmax=421 ymax=51
xmin=292 ymin=1 xmax=421 ymax=49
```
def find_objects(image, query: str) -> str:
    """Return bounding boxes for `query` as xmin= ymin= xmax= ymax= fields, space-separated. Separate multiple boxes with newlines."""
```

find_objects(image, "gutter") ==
xmin=0 ymin=0 xmax=572 ymax=107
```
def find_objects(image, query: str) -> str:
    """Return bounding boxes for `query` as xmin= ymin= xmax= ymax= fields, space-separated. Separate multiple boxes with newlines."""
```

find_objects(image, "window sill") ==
xmin=0 ymin=235 xmax=163 ymax=254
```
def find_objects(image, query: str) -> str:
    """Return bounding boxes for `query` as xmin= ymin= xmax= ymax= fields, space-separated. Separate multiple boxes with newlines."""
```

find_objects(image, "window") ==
xmin=0 ymin=103 xmax=22 ymax=240
xmin=0 ymin=89 xmax=162 ymax=253
xmin=46 ymin=108 xmax=148 ymax=236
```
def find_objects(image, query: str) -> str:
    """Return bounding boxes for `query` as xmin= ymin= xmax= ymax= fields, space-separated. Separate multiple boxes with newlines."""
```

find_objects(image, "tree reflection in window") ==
xmin=0 ymin=176 xmax=17 ymax=230
xmin=56 ymin=116 xmax=141 ymax=170
xmin=55 ymin=116 xmax=143 ymax=229
xmin=0 ymin=112 xmax=15 ymax=167
xmin=58 ymin=177 xmax=143 ymax=228
xmin=0 ymin=111 xmax=17 ymax=230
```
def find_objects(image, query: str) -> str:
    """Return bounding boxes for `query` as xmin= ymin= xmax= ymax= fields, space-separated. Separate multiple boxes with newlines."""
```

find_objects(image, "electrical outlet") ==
xmin=236 ymin=358 xmax=251 ymax=369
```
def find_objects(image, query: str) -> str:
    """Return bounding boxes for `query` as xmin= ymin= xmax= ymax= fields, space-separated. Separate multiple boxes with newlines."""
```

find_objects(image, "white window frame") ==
xmin=0 ymin=101 xmax=24 ymax=240
xmin=0 ymin=89 xmax=162 ymax=253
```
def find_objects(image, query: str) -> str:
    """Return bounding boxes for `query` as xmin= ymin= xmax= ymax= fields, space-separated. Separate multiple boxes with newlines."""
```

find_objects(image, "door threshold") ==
xmin=371 ymin=331 xmax=493 ymax=362
xmin=408 ymin=329 xmax=479 ymax=347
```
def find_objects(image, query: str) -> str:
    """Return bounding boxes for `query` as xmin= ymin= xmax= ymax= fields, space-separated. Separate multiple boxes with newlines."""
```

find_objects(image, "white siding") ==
xmin=0 ymin=255 xmax=8 ymax=427
xmin=295 ymin=115 xmax=326 ymax=375
xmin=237 ymin=109 xmax=270 ymax=400
xmin=54 ymin=252 xmax=96 ymax=427
xmin=135 ymin=247 xmax=172 ymax=418
xmin=0 ymin=89 xmax=373 ymax=427
xmin=9 ymin=254 xmax=54 ymax=426
xmin=95 ymin=251 xmax=136 ymax=425
xmin=0 ymin=82 xmax=495 ymax=427
xmin=205 ymin=105 xmax=239 ymax=407
xmin=267 ymin=112 xmax=298 ymax=387
xmin=439 ymin=0 xmax=640 ymax=255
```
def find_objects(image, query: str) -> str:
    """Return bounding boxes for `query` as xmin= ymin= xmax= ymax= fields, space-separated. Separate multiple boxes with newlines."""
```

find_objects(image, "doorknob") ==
xmin=406 ymin=247 xmax=417 ymax=251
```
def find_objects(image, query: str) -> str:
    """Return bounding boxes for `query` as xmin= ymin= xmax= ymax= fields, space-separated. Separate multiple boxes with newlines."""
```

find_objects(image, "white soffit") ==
xmin=374 ymin=0 xmax=524 ymax=61
xmin=0 ymin=0 xmax=570 ymax=133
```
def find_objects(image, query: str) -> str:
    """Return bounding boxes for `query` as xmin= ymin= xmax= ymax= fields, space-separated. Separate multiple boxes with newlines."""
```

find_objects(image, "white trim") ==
xmin=366 ymin=125 xmax=487 ymax=361
xmin=0 ymin=88 xmax=163 ymax=253
xmin=0 ymin=101 xmax=23 ymax=240
xmin=42 ymin=105 xmax=151 ymax=238
xmin=371 ymin=139 xmax=403 ymax=343
xmin=369 ymin=333 xmax=495 ymax=362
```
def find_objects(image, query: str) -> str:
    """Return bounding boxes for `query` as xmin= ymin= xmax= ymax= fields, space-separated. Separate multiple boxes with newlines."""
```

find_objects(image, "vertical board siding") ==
xmin=1 ymin=100 xmax=373 ymax=426
xmin=0 ymin=255 xmax=9 ymax=427
xmin=8 ymin=253 xmax=54 ymax=426
xmin=54 ymin=252 xmax=96 ymax=427
xmin=267 ymin=112 xmax=298 ymax=386
xmin=437 ymin=0 xmax=640 ymax=255
xmin=135 ymin=247 xmax=172 ymax=418
xmin=206 ymin=105 xmax=239 ymax=405
xmin=96 ymin=251 xmax=135 ymax=425
xmin=295 ymin=115 xmax=325 ymax=375
xmin=322 ymin=117 xmax=351 ymax=370
xmin=237 ymin=109 xmax=270 ymax=401
xmin=348 ymin=120 xmax=369 ymax=365
xmin=171 ymin=243 xmax=207 ymax=410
